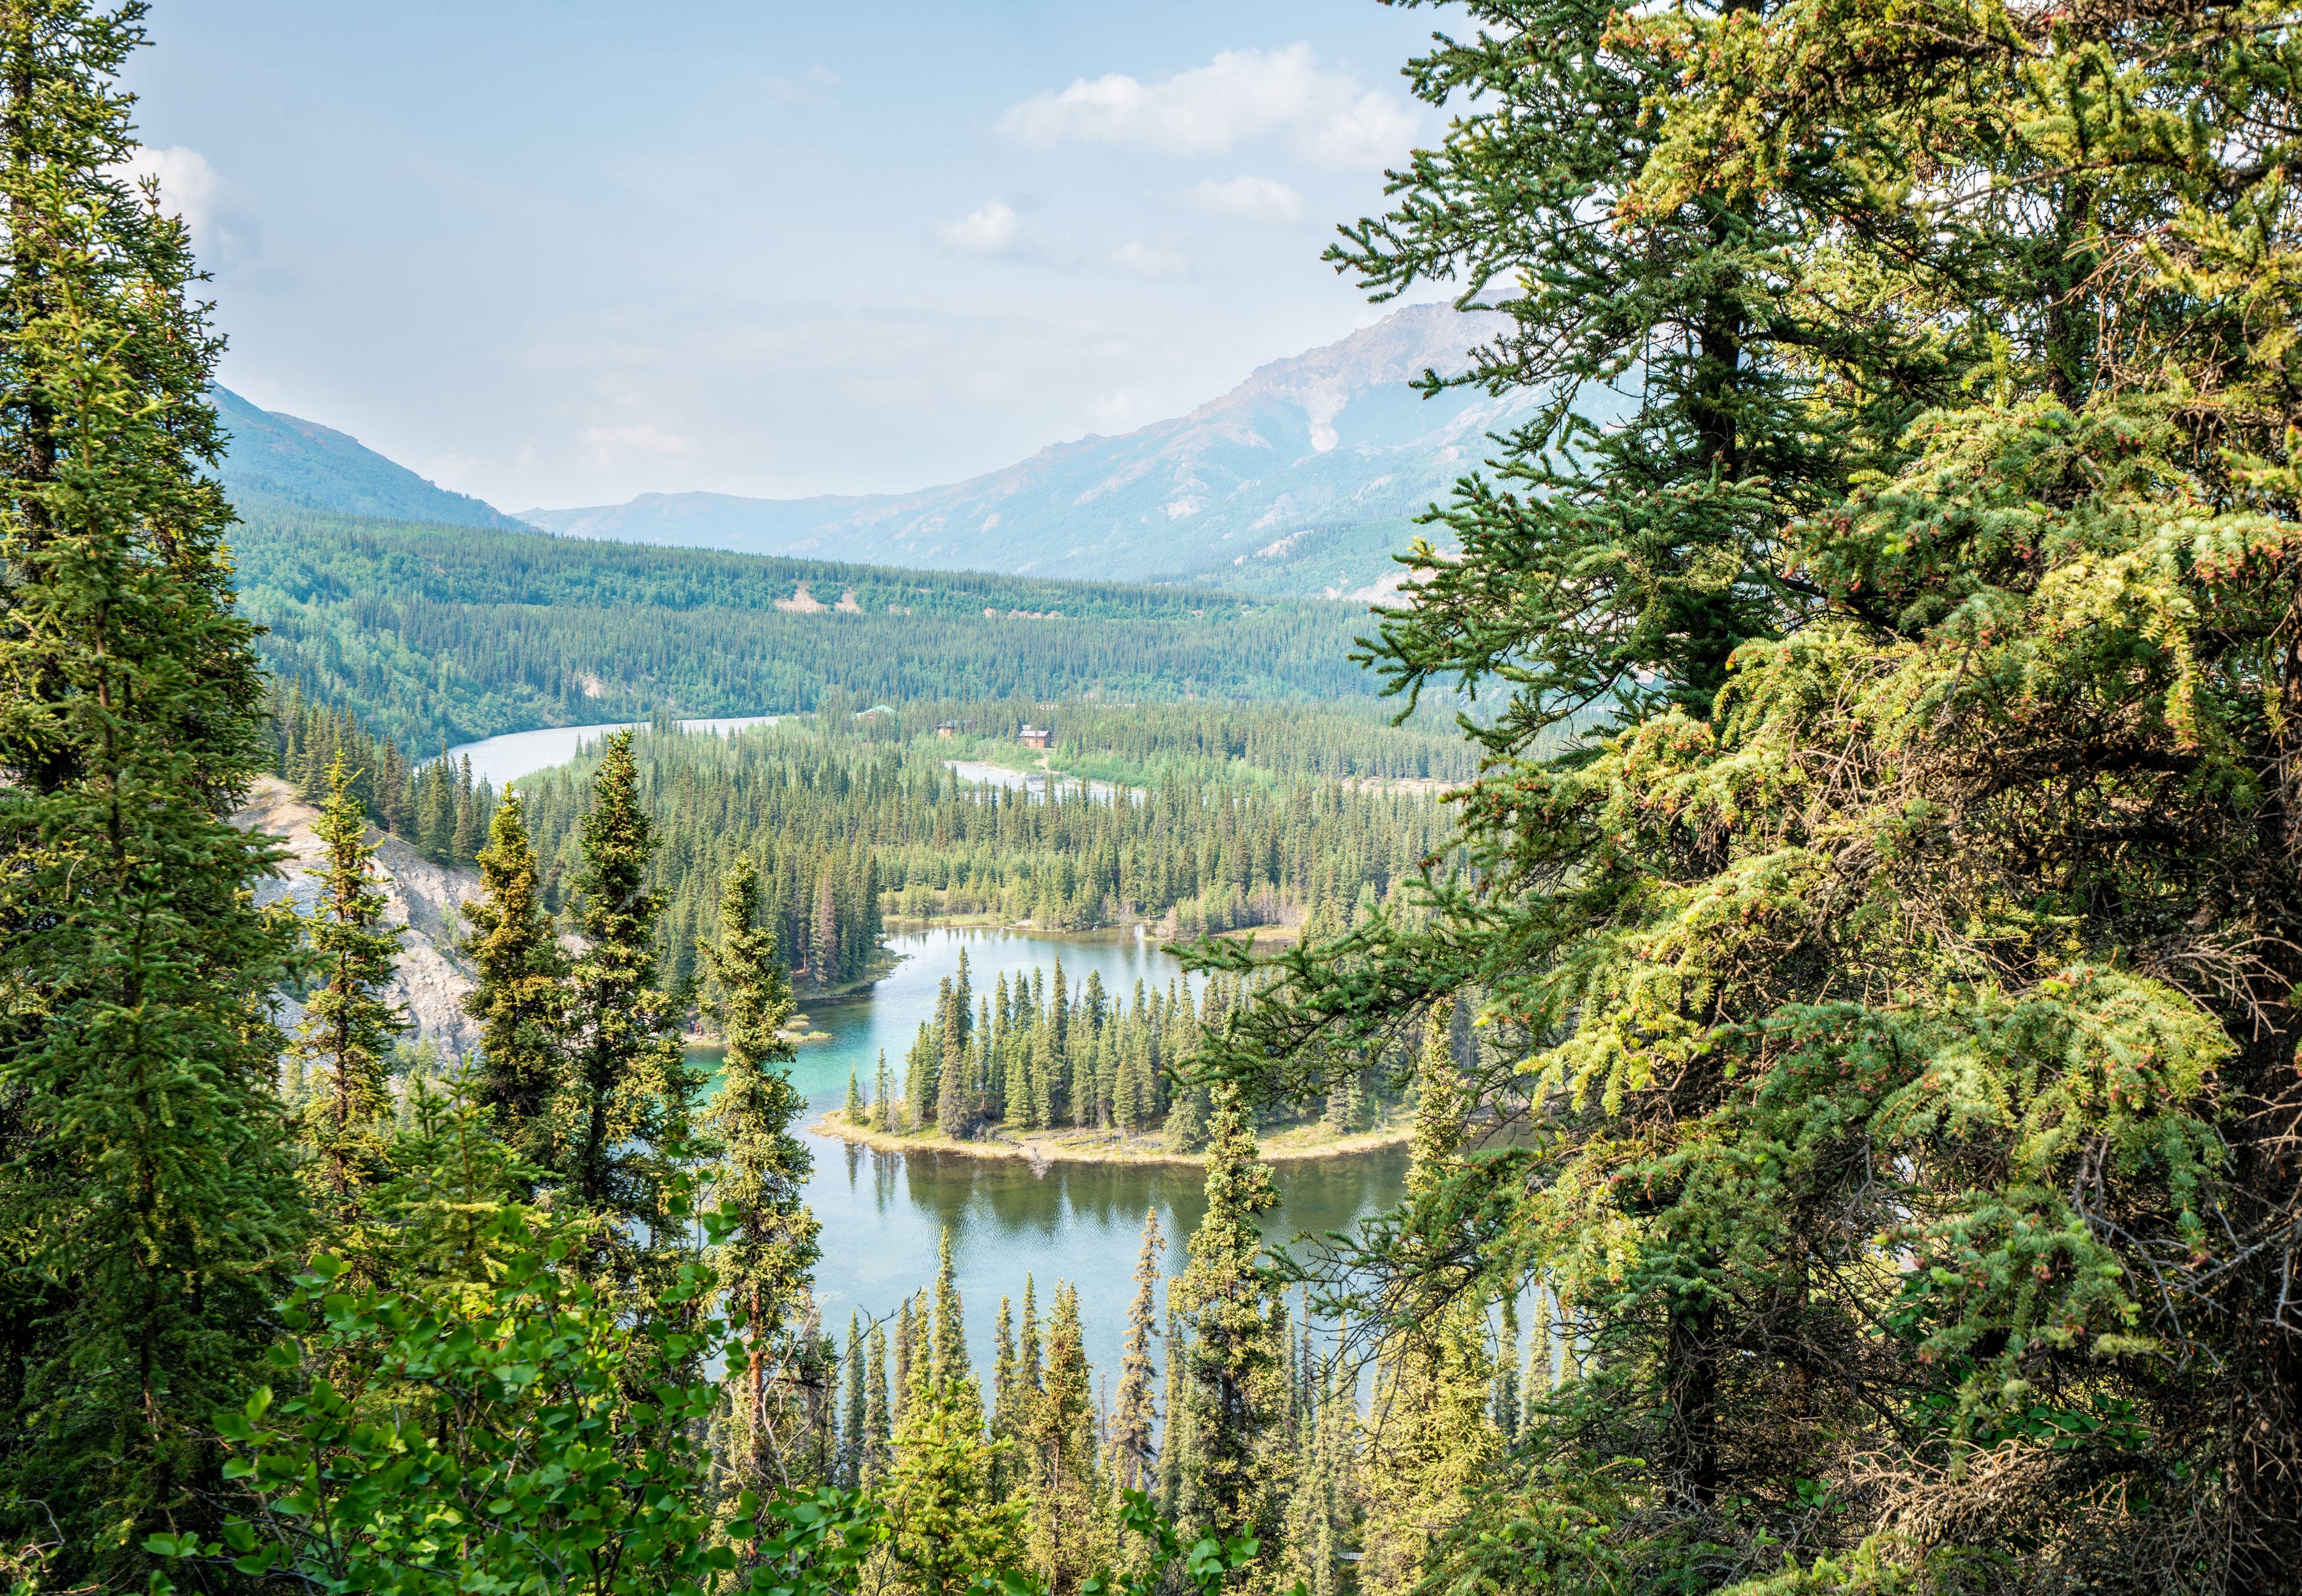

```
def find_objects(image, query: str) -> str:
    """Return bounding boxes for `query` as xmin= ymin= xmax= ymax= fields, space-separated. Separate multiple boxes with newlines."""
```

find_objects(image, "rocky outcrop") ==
xmin=231 ymin=775 xmax=482 ymax=1055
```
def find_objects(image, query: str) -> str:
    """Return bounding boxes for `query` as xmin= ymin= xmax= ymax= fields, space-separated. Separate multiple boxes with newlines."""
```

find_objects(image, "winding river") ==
xmin=444 ymin=722 xmax=1405 ymax=1383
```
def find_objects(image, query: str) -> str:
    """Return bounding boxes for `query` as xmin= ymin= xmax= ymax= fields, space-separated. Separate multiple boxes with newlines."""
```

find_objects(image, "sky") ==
xmin=122 ymin=1 xmax=1450 ymax=513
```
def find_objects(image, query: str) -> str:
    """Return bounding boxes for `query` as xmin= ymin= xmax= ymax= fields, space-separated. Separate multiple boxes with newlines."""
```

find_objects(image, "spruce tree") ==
xmin=287 ymin=753 xmax=406 ymax=1233
xmin=840 ymin=1311 xmax=866 ymax=1488
xmin=930 ymin=1225 xmax=968 ymax=1377
xmin=872 ymin=1047 xmax=897 ymax=1132
xmin=561 ymin=729 xmax=691 ymax=1299
xmin=699 ymin=853 xmax=818 ymax=1492
xmin=0 ymin=3 xmax=304 ymax=1569
xmin=885 ymin=1244 xmax=1024 ymax=1596
xmin=1358 ymin=1005 xmax=1498 ymax=1596
xmin=1024 ymin=1281 xmax=1110 ymax=1593
xmin=865 ymin=1318 xmax=892 ymax=1484
xmin=1193 ymin=0 xmax=2302 ymax=1584
xmin=460 ymin=789 xmax=566 ymax=1178
xmin=1171 ymin=1083 xmax=1289 ymax=1549
xmin=936 ymin=975 xmax=969 ymax=1138
xmin=1109 ymin=1207 xmax=1164 ymax=1491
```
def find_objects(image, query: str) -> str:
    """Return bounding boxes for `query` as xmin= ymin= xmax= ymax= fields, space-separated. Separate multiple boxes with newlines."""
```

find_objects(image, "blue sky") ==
xmin=124 ymin=1 xmax=1448 ymax=512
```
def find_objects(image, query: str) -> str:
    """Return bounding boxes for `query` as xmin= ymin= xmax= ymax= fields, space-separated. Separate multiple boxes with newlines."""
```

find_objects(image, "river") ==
xmin=448 ymin=714 xmax=780 ymax=788
xmin=444 ymin=713 xmax=1403 ymax=1385
xmin=751 ymin=927 xmax=1405 ymax=1386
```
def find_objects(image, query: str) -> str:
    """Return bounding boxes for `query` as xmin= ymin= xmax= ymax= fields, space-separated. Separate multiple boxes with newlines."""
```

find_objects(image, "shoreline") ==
xmin=808 ymin=1113 xmax=1409 ymax=1168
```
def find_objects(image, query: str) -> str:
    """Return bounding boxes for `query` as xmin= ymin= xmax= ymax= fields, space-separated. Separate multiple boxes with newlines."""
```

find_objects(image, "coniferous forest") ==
xmin=6 ymin=1 xmax=2302 ymax=1594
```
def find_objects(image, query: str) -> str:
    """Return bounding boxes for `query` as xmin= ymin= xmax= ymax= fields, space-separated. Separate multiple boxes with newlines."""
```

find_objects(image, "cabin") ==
xmin=1017 ymin=723 xmax=1053 ymax=749
xmin=936 ymin=721 xmax=960 ymax=739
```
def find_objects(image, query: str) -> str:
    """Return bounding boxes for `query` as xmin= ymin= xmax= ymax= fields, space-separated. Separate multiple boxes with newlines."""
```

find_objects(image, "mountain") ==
xmin=519 ymin=304 xmax=1530 ymax=597
xmin=211 ymin=384 xmax=523 ymax=529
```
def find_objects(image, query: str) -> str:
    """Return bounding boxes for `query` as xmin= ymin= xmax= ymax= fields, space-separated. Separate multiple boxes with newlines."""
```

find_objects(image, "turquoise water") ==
xmin=763 ymin=927 xmax=1405 ymax=1384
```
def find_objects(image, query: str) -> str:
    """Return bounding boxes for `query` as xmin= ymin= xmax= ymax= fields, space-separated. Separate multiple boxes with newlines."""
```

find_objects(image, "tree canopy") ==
xmin=1196 ymin=0 xmax=2302 ymax=1588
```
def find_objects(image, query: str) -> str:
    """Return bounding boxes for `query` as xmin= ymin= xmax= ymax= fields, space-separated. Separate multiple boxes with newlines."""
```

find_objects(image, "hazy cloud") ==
xmin=108 ymin=145 xmax=263 ymax=267
xmin=765 ymin=63 xmax=842 ymax=104
xmin=994 ymin=43 xmax=1415 ymax=172
xmin=577 ymin=421 xmax=698 ymax=472
xmin=1184 ymin=175 xmax=1305 ymax=224
xmin=936 ymin=199 xmax=1020 ymax=254
xmin=1106 ymin=240 xmax=1187 ymax=278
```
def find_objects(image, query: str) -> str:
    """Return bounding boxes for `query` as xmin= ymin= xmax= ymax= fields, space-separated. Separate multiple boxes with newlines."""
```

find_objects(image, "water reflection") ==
xmin=755 ymin=927 xmax=1405 ymax=1384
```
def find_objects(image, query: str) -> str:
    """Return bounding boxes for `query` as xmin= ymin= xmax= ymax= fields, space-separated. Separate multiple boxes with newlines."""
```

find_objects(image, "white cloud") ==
xmin=936 ymin=199 xmax=1019 ymax=254
xmin=577 ymin=422 xmax=697 ymax=472
xmin=994 ymin=43 xmax=1416 ymax=172
xmin=766 ymin=63 xmax=842 ymax=104
xmin=1184 ymin=175 xmax=1305 ymax=224
xmin=107 ymin=145 xmax=263 ymax=267
xmin=1106 ymin=241 xmax=1187 ymax=278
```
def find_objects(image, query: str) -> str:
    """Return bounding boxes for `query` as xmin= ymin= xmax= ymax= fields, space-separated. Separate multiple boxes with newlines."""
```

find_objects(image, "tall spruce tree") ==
xmin=1024 ymin=1280 xmax=1111 ymax=1593
xmin=286 ymin=753 xmax=405 ymax=1233
xmin=561 ymin=729 xmax=691 ymax=1299
xmin=459 ymin=789 xmax=565 ymax=1175
xmin=698 ymin=853 xmax=820 ymax=1493
xmin=885 ymin=1237 xmax=1025 ymax=1596
xmin=1171 ymin=1083 xmax=1290 ymax=1551
xmin=1109 ymin=1207 xmax=1164 ymax=1492
xmin=0 ymin=2 xmax=306 ymax=1572
xmin=1193 ymin=0 xmax=2302 ymax=1588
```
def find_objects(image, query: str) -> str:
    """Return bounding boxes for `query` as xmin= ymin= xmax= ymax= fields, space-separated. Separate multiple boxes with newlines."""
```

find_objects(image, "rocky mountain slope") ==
xmin=521 ymin=304 xmax=1531 ymax=596
xmin=212 ymin=384 xmax=522 ymax=530
xmin=233 ymin=776 xmax=480 ymax=1054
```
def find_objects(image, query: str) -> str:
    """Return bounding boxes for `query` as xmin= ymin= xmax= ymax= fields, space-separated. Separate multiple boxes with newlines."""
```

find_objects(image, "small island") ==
xmin=810 ymin=1111 xmax=1409 ymax=1168
xmin=811 ymin=950 xmax=1427 ymax=1169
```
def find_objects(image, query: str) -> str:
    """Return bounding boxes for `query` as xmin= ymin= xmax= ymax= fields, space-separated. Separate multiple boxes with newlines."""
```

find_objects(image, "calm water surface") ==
xmin=733 ymin=927 xmax=1405 ymax=1383
xmin=448 ymin=715 xmax=779 ymax=788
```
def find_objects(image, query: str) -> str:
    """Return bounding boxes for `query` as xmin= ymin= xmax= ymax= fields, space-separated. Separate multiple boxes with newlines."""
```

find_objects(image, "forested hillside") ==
xmin=512 ymin=717 xmax=1455 ymax=996
xmin=231 ymin=503 xmax=1379 ymax=749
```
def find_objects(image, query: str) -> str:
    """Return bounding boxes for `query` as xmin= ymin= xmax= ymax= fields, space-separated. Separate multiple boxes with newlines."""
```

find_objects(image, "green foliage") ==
xmin=462 ymin=790 xmax=568 ymax=1175
xmin=884 ymin=1246 xmax=1028 ymax=1596
xmin=517 ymin=717 xmax=1454 ymax=999
xmin=288 ymin=753 xmax=407 ymax=1230
xmin=266 ymin=682 xmax=495 ymax=868
xmin=700 ymin=854 xmax=824 ymax=1490
xmin=143 ymin=1219 xmax=885 ymax=1596
xmin=1079 ymin=1490 xmax=1262 ymax=1596
xmin=1195 ymin=0 xmax=2302 ymax=1587
xmin=1170 ymin=1086 xmax=1292 ymax=1550
xmin=1021 ymin=1282 xmax=1109 ymax=1592
xmin=561 ymin=731 xmax=700 ymax=1302
xmin=0 ymin=1 xmax=306 ymax=1573
xmin=1358 ymin=1008 xmax=1499 ymax=1596
xmin=1108 ymin=1210 xmax=1164 ymax=1493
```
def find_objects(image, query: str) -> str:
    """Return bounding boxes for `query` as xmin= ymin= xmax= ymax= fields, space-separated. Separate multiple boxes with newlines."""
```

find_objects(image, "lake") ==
xmin=758 ymin=927 xmax=1405 ymax=1386
xmin=448 ymin=714 xmax=780 ymax=788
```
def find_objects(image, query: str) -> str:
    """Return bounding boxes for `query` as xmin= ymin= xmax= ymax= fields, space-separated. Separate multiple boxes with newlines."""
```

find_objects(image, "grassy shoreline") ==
xmin=808 ymin=1113 xmax=1409 ymax=1168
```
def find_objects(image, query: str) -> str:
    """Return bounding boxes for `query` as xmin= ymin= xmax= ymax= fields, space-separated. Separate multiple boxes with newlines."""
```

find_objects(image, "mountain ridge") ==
xmin=520 ymin=304 xmax=1521 ymax=596
xmin=211 ymin=384 xmax=524 ymax=531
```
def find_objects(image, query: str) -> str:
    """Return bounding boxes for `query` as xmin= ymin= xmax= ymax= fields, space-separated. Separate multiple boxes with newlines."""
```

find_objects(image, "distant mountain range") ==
xmin=211 ymin=385 xmax=522 ymax=530
xmin=210 ymin=304 xmax=1524 ymax=597
xmin=520 ymin=304 xmax=1528 ymax=598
